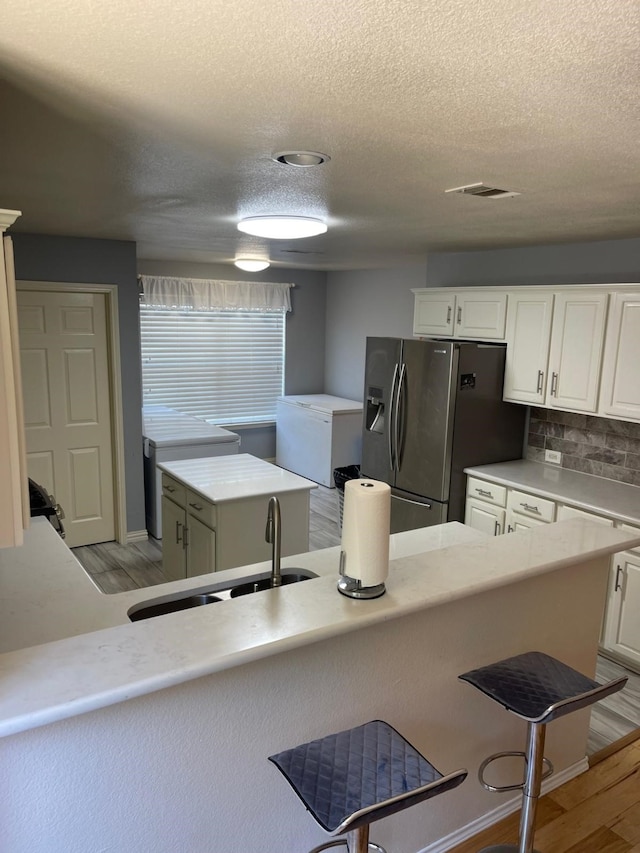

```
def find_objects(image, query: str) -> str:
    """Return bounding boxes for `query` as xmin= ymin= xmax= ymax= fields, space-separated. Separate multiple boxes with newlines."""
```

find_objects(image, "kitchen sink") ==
xmin=229 ymin=572 xmax=313 ymax=598
xmin=128 ymin=569 xmax=318 ymax=621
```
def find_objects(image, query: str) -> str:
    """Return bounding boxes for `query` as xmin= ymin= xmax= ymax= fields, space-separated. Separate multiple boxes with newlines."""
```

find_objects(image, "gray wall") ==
xmin=138 ymin=260 xmax=327 ymax=458
xmin=12 ymin=234 xmax=145 ymax=533
xmin=324 ymin=264 xmax=427 ymax=400
xmin=426 ymin=236 xmax=640 ymax=288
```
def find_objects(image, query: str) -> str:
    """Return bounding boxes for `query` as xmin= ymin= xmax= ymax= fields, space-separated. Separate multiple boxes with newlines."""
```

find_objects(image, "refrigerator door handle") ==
xmin=391 ymin=493 xmax=432 ymax=509
xmin=388 ymin=362 xmax=399 ymax=471
xmin=395 ymin=361 xmax=407 ymax=472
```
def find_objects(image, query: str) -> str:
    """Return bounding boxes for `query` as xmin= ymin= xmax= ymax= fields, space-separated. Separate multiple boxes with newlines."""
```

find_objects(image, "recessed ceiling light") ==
xmin=234 ymin=258 xmax=270 ymax=272
xmin=273 ymin=151 xmax=330 ymax=167
xmin=237 ymin=216 xmax=327 ymax=239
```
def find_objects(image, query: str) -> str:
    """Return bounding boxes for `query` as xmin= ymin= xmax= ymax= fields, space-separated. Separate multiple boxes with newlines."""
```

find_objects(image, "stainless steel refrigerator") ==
xmin=361 ymin=337 xmax=526 ymax=533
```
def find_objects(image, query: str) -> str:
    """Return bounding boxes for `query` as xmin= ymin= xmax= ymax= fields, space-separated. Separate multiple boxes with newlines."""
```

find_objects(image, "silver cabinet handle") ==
xmin=615 ymin=564 xmax=624 ymax=592
xmin=476 ymin=488 xmax=493 ymax=498
xmin=550 ymin=372 xmax=558 ymax=396
xmin=536 ymin=370 xmax=544 ymax=394
xmin=189 ymin=502 xmax=204 ymax=511
xmin=494 ymin=520 xmax=501 ymax=535
xmin=520 ymin=502 xmax=540 ymax=514
xmin=446 ymin=306 xmax=452 ymax=324
xmin=457 ymin=306 xmax=462 ymax=325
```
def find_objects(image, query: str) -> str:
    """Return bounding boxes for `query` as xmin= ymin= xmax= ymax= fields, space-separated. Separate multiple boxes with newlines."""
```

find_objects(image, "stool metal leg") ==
xmin=479 ymin=722 xmax=546 ymax=853
xmin=308 ymin=831 xmax=386 ymax=853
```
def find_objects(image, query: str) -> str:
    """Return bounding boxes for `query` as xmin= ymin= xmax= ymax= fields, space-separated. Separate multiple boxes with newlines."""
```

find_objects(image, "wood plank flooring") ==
xmin=446 ymin=733 xmax=640 ymax=853
xmin=71 ymin=484 xmax=640 ymax=761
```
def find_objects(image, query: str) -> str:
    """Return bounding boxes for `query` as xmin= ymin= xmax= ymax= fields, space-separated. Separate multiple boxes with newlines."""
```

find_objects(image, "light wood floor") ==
xmin=71 ymin=485 xmax=640 ymax=760
xmin=447 ymin=732 xmax=640 ymax=853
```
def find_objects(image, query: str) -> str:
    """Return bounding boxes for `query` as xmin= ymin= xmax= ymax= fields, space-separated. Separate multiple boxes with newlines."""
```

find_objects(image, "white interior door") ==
xmin=18 ymin=289 xmax=115 ymax=547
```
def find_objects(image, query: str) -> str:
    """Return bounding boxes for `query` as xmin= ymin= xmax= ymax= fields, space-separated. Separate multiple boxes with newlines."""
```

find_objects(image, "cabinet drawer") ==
xmin=186 ymin=490 xmax=216 ymax=528
xmin=162 ymin=474 xmax=186 ymax=507
xmin=507 ymin=489 xmax=555 ymax=523
xmin=467 ymin=477 xmax=506 ymax=507
xmin=556 ymin=504 xmax=614 ymax=526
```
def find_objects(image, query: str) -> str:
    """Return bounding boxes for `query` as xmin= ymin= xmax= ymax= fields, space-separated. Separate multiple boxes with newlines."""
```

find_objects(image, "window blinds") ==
xmin=140 ymin=307 xmax=285 ymax=425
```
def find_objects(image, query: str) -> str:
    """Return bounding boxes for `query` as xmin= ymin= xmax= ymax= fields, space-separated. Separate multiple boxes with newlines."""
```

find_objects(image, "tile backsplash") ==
xmin=527 ymin=409 xmax=640 ymax=488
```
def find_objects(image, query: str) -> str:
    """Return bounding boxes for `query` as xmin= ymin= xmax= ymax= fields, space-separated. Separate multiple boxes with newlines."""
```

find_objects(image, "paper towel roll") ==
xmin=340 ymin=478 xmax=391 ymax=586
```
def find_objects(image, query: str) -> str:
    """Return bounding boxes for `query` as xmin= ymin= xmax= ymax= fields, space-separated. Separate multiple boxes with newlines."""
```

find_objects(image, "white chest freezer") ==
xmin=142 ymin=407 xmax=240 ymax=538
xmin=276 ymin=394 xmax=363 ymax=487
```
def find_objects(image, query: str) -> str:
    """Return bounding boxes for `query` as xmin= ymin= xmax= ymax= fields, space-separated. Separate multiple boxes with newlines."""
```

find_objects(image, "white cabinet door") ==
xmin=455 ymin=291 xmax=507 ymax=340
xmin=598 ymin=291 xmax=640 ymax=421
xmin=187 ymin=515 xmax=216 ymax=577
xmin=602 ymin=551 xmax=640 ymax=667
xmin=413 ymin=291 xmax=456 ymax=337
xmin=547 ymin=291 xmax=608 ymax=412
xmin=465 ymin=497 xmax=505 ymax=536
xmin=503 ymin=291 xmax=554 ymax=404
xmin=161 ymin=496 xmax=187 ymax=581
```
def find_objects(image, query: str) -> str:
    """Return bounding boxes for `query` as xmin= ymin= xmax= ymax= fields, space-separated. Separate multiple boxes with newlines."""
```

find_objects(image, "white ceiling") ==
xmin=1 ymin=0 xmax=639 ymax=271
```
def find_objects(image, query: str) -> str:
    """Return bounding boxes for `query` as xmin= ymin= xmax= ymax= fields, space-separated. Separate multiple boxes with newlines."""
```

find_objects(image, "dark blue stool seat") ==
xmin=459 ymin=651 xmax=627 ymax=853
xmin=269 ymin=719 xmax=467 ymax=853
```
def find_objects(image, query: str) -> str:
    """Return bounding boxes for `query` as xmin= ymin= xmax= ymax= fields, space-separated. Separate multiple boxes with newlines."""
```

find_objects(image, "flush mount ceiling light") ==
xmin=237 ymin=215 xmax=327 ymax=239
xmin=234 ymin=258 xmax=271 ymax=272
xmin=273 ymin=150 xmax=330 ymax=167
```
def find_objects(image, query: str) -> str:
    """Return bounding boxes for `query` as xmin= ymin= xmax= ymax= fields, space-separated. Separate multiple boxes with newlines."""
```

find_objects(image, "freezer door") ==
xmin=394 ymin=339 xmax=457 ymax=501
xmin=360 ymin=337 xmax=402 ymax=484
xmin=390 ymin=488 xmax=448 ymax=533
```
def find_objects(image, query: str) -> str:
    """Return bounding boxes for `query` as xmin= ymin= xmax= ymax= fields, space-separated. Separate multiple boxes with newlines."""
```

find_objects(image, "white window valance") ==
xmin=139 ymin=275 xmax=293 ymax=312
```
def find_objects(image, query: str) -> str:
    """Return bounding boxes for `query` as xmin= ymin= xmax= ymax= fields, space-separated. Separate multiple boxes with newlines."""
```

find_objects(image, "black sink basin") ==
xmin=229 ymin=572 xmax=313 ymax=598
xmin=129 ymin=592 xmax=222 ymax=621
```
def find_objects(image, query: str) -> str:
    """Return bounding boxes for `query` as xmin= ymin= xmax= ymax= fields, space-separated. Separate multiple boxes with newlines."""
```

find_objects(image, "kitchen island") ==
xmin=158 ymin=453 xmax=317 ymax=578
xmin=1 ymin=518 xmax=639 ymax=853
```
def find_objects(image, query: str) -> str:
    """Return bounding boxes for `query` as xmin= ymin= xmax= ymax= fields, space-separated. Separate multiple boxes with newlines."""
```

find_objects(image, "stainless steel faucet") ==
xmin=265 ymin=496 xmax=282 ymax=587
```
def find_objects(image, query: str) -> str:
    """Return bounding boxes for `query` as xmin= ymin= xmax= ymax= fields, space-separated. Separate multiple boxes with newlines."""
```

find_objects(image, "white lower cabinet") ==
xmin=465 ymin=497 xmax=505 ymax=536
xmin=161 ymin=474 xmax=216 ymax=581
xmin=161 ymin=494 xmax=188 ymax=581
xmin=465 ymin=479 xmax=554 ymax=536
xmin=602 ymin=550 xmax=640 ymax=668
xmin=466 ymin=473 xmax=640 ymax=669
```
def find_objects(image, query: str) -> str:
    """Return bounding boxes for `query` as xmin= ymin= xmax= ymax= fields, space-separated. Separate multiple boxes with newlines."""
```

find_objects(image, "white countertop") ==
xmin=1 ymin=516 xmax=639 ymax=738
xmin=158 ymin=453 xmax=317 ymax=502
xmin=465 ymin=460 xmax=640 ymax=525
xmin=142 ymin=406 xmax=239 ymax=447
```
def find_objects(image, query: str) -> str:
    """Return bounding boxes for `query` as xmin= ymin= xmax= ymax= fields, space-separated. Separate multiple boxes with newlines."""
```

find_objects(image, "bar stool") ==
xmin=459 ymin=651 xmax=627 ymax=853
xmin=268 ymin=719 xmax=467 ymax=853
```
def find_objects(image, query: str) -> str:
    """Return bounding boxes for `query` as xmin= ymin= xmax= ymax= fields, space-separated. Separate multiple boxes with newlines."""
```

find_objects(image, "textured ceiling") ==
xmin=1 ymin=0 xmax=639 ymax=270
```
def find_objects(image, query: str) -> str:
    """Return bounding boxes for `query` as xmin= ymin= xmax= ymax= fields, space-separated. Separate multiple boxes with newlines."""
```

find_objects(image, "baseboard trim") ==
xmin=416 ymin=757 xmax=589 ymax=853
xmin=126 ymin=529 xmax=150 ymax=544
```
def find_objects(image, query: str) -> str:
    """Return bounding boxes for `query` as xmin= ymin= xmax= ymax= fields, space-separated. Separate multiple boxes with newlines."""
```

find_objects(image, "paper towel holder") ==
xmin=337 ymin=550 xmax=386 ymax=600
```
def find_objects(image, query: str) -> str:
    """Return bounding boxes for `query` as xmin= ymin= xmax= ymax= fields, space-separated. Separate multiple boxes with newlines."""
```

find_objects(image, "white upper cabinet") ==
xmin=412 ymin=289 xmax=507 ymax=340
xmin=503 ymin=291 xmax=555 ymax=405
xmin=598 ymin=291 xmax=640 ymax=421
xmin=547 ymin=291 xmax=608 ymax=412
xmin=503 ymin=288 xmax=608 ymax=413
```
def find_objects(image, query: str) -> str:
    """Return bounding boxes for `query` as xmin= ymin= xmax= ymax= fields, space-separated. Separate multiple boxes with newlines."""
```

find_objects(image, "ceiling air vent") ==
xmin=445 ymin=182 xmax=520 ymax=199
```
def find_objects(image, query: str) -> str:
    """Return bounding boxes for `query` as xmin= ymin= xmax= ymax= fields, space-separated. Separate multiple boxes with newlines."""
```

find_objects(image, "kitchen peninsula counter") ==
xmin=2 ymin=518 xmax=640 ymax=853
